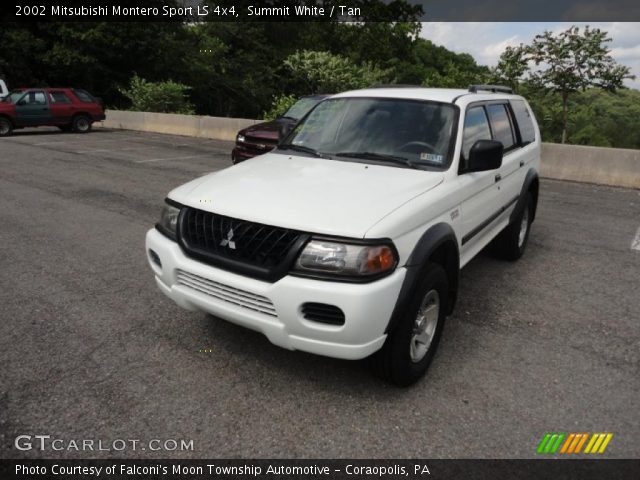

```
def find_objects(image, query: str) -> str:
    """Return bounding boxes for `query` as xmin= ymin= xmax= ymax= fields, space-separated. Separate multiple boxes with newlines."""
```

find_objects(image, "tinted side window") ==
xmin=461 ymin=106 xmax=492 ymax=166
xmin=22 ymin=91 xmax=47 ymax=105
xmin=510 ymin=100 xmax=536 ymax=144
xmin=49 ymin=91 xmax=72 ymax=104
xmin=73 ymin=89 xmax=94 ymax=103
xmin=486 ymin=104 xmax=515 ymax=150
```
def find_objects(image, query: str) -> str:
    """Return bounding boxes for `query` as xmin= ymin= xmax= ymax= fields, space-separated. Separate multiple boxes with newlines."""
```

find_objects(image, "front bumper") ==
xmin=146 ymin=228 xmax=405 ymax=360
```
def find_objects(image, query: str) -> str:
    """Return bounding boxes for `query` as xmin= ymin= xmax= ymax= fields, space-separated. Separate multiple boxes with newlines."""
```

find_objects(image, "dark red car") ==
xmin=232 ymin=94 xmax=329 ymax=163
xmin=0 ymin=88 xmax=106 ymax=136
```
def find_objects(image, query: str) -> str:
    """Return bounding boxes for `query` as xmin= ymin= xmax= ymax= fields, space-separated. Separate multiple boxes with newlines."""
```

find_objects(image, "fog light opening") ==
xmin=149 ymin=249 xmax=162 ymax=268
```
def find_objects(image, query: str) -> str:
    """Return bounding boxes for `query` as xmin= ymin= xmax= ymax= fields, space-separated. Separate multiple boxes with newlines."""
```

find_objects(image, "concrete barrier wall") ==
xmin=541 ymin=143 xmax=640 ymax=189
xmin=97 ymin=110 xmax=261 ymax=142
xmin=97 ymin=110 xmax=640 ymax=189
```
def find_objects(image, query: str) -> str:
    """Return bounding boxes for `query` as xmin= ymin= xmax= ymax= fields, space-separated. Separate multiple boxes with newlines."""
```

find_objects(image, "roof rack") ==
xmin=468 ymin=85 xmax=513 ymax=94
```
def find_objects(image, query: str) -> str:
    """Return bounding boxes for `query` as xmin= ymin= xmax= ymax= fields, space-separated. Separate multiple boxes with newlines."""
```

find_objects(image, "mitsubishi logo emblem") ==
xmin=220 ymin=228 xmax=236 ymax=249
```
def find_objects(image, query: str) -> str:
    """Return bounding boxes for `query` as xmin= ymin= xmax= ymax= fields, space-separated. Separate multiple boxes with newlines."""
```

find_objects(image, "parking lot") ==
xmin=1 ymin=127 xmax=639 ymax=459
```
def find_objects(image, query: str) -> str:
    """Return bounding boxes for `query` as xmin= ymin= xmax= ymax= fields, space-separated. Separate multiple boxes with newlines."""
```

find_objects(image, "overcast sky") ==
xmin=420 ymin=22 xmax=640 ymax=89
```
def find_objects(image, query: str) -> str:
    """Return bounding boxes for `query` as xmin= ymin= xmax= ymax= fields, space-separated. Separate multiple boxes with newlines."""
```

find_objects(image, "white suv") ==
xmin=146 ymin=85 xmax=541 ymax=386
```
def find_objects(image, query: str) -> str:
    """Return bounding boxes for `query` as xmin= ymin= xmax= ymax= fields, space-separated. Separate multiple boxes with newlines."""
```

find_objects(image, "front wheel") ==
xmin=0 ymin=117 xmax=13 ymax=137
xmin=71 ymin=115 xmax=92 ymax=133
xmin=371 ymin=262 xmax=448 ymax=386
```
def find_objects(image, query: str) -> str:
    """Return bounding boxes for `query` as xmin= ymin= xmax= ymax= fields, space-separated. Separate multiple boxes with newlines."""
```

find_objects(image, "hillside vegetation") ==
xmin=1 ymin=18 xmax=637 ymax=148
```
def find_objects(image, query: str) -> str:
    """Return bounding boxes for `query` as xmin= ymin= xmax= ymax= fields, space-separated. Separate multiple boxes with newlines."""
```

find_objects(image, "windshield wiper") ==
xmin=278 ymin=144 xmax=327 ymax=158
xmin=333 ymin=151 xmax=418 ymax=169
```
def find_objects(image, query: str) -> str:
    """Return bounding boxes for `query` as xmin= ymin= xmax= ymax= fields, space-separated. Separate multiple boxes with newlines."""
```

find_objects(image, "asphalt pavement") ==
xmin=1 ymin=128 xmax=638 ymax=459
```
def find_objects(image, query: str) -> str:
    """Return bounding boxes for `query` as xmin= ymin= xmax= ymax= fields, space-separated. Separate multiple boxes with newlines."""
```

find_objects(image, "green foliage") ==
xmin=283 ymin=50 xmax=388 ymax=93
xmin=527 ymin=25 xmax=635 ymax=143
xmin=527 ymin=88 xmax=640 ymax=148
xmin=119 ymin=75 xmax=195 ymax=114
xmin=492 ymin=45 xmax=529 ymax=92
xmin=263 ymin=94 xmax=297 ymax=121
xmin=1 ymin=17 xmax=637 ymax=149
xmin=423 ymin=61 xmax=489 ymax=88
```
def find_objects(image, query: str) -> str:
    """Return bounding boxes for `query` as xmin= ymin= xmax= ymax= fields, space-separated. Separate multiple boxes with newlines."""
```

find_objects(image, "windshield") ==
xmin=3 ymin=91 xmax=25 ymax=104
xmin=281 ymin=97 xmax=457 ymax=169
xmin=282 ymin=96 xmax=324 ymax=120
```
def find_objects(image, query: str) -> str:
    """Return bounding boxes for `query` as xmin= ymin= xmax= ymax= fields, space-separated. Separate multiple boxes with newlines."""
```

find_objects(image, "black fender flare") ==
xmin=510 ymin=168 xmax=539 ymax=224
xmin=385 ymin=223 xmax=459 ymax=333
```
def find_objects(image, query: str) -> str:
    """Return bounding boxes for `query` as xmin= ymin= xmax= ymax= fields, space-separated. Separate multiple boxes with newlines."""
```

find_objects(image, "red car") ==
xmin=0 ymin=88 xmax=105 ymax=136
xmin=232 ymin=94 xmax=329 ymax=163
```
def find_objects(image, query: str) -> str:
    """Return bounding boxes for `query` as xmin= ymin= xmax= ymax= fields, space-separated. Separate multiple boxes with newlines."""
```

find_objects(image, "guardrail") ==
xmin=97 ymin=110 xmax=640 ymax=189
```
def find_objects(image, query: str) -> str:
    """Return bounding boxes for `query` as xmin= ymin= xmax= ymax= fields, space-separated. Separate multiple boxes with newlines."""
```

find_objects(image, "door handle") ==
xmin=495 ymin=173 xmax=502 ymax=183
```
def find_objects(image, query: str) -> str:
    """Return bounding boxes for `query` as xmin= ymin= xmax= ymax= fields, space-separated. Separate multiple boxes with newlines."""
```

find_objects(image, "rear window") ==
xmin=73 ymin=89 xmax=95 ymax=103
xmin=510 ymin=100 xmax=536 ymax=145
xmin=486 ymin=103 xmax=516 ymax=150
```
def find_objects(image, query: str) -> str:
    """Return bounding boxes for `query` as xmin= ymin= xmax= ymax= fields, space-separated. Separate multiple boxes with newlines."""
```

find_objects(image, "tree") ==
xmin=282 ymin=50 xmax=388 ymax=93
xmin=528 ymin=25 xmax=634 ymax=143
xmin=492 ymin=45 xmax=529 ymax=92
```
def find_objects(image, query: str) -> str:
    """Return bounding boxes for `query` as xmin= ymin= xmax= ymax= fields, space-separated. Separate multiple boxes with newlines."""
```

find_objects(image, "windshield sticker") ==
xmin=420 ymin=153 xmax=443 ymax=163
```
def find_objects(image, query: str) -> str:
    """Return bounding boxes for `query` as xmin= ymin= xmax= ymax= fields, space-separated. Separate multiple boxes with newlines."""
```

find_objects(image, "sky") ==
xmin=419 ymin=22 xmax=640 ymax=89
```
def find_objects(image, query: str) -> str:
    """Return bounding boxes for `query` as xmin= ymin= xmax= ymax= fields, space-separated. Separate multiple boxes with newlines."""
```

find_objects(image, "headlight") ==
xmin=237 ymin=134 xmax=245 ymax=143
xmin=293 ymin=240 xmax=397 ymax=279
xmin=157 ymin=202 xmax=181 ymax=240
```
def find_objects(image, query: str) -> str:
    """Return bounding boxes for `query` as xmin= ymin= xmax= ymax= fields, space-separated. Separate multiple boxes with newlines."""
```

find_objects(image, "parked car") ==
xmin=147 ymin=85 xmax=541 ymax=386
xmin=0 ymin=88 xmax=105 ymax=137
xmin=0 ymin=79 xmax=8 ymax=99
xmin=232 ymin=94 xmax=329 ymax=163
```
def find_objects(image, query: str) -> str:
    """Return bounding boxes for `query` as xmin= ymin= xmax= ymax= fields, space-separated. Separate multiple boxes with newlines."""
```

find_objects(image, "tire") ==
xmin=492 ymin=192 xmax=533 ymax=261
xmin=71 ymin=115 xmax=92 ymax=133
xmin=371 ymin=262 xmax=448 ymax=386
xmin=0 ymin=117 xmax=13 ymax=137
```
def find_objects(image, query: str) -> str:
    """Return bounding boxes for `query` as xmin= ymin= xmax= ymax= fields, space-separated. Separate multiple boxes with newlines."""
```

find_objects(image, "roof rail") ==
xmin=468 ymin=84 xmax=513 ymax=94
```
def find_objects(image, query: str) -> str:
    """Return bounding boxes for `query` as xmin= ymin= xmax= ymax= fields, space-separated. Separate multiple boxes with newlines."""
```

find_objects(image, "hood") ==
xmin=239 ymin=118 xmax=294 ymax=141
xmin=169 ymin=153 xmax=444 ymax=238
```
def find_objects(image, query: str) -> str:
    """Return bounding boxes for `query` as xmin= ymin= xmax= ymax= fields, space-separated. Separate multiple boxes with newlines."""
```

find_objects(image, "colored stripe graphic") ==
xmin=538 ymin=433 xmax=613 ymax=454
xmin=585 ymin=433 xmax=614 ymax=454
xmin=537 ymin=433 xmax=565 ymax=454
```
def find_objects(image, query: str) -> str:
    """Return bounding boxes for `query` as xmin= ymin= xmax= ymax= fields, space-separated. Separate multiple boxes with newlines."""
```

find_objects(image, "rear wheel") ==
xmin=492 ymin=192 xmax=533 ymax=261
xmin=71 ymin=115 xmax=92 ymax=133
xmin=371 ymin=262 xmax=448 ymax=386
xmin=0 ymin=117 xmax=13 ymax=137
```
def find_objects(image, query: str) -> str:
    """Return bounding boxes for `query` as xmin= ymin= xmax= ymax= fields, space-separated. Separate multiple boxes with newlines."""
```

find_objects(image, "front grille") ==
xmin=243 ymin=136 xmax=278 ymax=150
xmin=178 ymin=207 xmax=304 ymax=281
xmin=301 ymin=303 xmax=346 ymax=326
xmin=176 ymin=270 xmax=277 ymax=317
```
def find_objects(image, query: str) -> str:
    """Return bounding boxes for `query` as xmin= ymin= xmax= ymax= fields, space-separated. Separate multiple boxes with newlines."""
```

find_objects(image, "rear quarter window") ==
xmin=49 ymin=91 xmax=72 ymax=104
xmin=510 ymin=100 xmax=536 ymax=145
xmin=73 ymin=89 xmax=95 ymax=103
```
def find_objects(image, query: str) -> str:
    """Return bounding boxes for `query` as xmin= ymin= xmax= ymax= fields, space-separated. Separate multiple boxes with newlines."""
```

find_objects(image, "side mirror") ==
xmin=467 ymin=139 xmax=503 ymax=172
xmin=17 ymin=100 xmax=26 ymax=106
xmin=278 ymin=123 xmax=294 ymax=144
